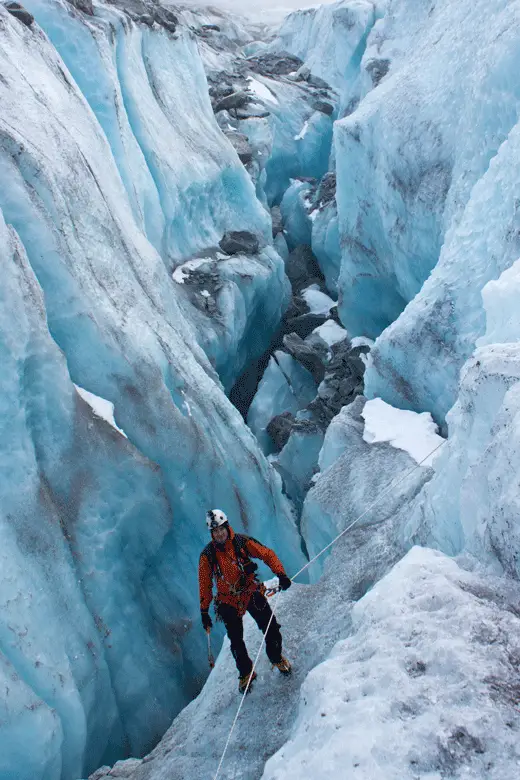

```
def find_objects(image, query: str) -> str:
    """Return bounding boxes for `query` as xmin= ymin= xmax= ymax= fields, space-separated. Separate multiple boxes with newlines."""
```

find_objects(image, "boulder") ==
xmin=5 ymin=2 xmax=34 ymax=26
xmin=286 ymin=245 xmax=325 ymax=292
xmin=225 ymin=132 xmax=253 ymax=164
xmin=153 ymin=6 xmax=178 ymax=33
xmin=308 ymin=341 xmax=368 ymax=425
xmin=267 ymin=412 xmax=321 ymax=452
xmin=308 ymin=73 xmax=331 ymax=90
xmin=66 ymin=0 xmax=94 ymax=14
xmin=219 ymin=231 xmax=260 ymax=256
xmin=266 ymin=411 xmax=296 ymax=451
xmin=312 ymin=99 xmax=334 ymax=116
xmin=284 ymin=313 xmax=328 ymax=340
xmin=247 ymin=52 xmax=303 ymax=77
xmin=365 ymin=58 xmax=390 ymax=87
xmin=214 ymin=91 xmax=251 ymax=114
xmin=283 ymin=333 xmax=326 ymax=384
xmin=315 ymin=173 xmax=336 ymax=209
xmin=271 ymin=206 xmax=283 ymax=237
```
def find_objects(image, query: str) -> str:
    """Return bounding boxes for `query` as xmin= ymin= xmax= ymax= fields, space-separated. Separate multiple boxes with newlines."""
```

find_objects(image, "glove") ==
xmin=278 ymin=573 xmax=292 ymax=591
xmin=201 ymin=611 xmax=213 ymax=631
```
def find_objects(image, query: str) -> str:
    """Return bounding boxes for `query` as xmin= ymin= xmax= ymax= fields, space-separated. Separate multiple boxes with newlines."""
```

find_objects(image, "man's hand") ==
xmin=201 ymin=610 xmax=213 ymax=631
xmin=278 ymin=573 xmax=292 ymax=591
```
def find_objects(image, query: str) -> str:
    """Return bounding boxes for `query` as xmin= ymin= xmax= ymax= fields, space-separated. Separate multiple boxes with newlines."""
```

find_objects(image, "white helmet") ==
xmin=206 ymin=509 xmax=229 ymax=531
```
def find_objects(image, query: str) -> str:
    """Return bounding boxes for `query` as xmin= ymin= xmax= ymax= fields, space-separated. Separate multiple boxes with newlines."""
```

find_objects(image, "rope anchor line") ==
xmin=212 ymin=436 xmax=447 ymax=780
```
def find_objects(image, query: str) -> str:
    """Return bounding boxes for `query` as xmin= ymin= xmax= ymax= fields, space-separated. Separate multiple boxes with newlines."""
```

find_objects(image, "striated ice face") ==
xmin=0 ymin=3 xmax=305 ymax=776
xmin=333 ymin=0 xmax=520 ymax=422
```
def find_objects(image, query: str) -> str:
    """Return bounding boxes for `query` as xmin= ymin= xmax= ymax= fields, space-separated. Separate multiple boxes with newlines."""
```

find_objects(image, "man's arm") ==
xmin=246 ymin=537 xmax=286 ymax=577
xmin=199 ymin=553 xmax=214 ymax=622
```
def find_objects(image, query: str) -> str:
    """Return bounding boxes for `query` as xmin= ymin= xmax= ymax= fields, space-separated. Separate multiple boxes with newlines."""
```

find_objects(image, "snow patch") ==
xmin=351 ymin=336 xmax=374 ymax=349
xmin=313 ymin=320 xmax=348 ymax=347
xmin=172 ymin=257 xmax=212 ymax=283
xmin=294 ymin=120 xmax=309 ymax=141
xmin=362 ymin=398 xmax=444 ymax=467
xmin=74 ymin=386 xmax=128 ymax=438
xmin=302 ymin=284 xmax=336 ymax=315
xmin=248 ymin=77 xmax=279 ymax=105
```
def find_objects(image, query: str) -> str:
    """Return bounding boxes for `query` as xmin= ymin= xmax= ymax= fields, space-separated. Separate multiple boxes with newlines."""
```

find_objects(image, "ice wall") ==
xmin=23 ymin=0 xmax=270 ymax=268
xmin=301 ymin=397 xmax=432 ymax=577
xmin=270 ymin=0 xmax=383 ymax=115
xmin=334 ymin=0 xmax=520 ymax=420
xmin=405 ymin=259 xmax=520 ymax=575
xmin=0 ymin=4 xmax=305 ymax=777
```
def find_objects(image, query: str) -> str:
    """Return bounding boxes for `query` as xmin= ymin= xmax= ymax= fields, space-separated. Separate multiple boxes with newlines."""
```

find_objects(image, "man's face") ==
xmin=212 ymin=525 xmax=229 ymax=545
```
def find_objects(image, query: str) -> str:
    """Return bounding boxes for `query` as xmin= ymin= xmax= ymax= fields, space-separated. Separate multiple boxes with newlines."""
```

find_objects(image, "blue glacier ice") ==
xmin=23 ymin=0 xmax=270 ymax=268
xmin=279 ymin=179 xmax=313 ymax=250
xmin=269 ymin=0 xmax=383 ymax=116
xmin=244 ymin=76 xmax=335 ymax=205
xmin=0 ymin=4 xmax=306 ymax=777
xmin=248 ymin=351 xmax=317 ymax=455
xmin=405 ymin=258 xmax=520 ymax=574
xmin=332 ymin=0 xmax=520 ymax=420
xmin=271 ymin=426 xmax=324 ymax=516
xmin=5 ymin=0 xmax=520 ymax=777
xmin=311 ymin=201 xmax=341 ymax=293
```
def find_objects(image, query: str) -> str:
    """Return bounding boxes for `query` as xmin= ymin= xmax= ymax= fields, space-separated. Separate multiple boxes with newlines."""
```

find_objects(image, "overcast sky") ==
xmin=181 ymin=0 xmax=338 ymax=25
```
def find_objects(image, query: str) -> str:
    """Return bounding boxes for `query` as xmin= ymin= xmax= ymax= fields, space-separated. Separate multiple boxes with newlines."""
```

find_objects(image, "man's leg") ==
xmin=247 ymin=590 xmax=283 ymax=664
xmin=217 ymin=602 xmax=253 ymax=677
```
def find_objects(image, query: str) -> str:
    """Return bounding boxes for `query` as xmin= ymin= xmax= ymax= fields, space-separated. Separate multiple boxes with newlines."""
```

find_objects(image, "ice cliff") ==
xmin=0 ymin=1 xmax=306 ymax=777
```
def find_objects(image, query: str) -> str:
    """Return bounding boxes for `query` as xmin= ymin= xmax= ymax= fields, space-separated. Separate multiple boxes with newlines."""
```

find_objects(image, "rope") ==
xmin=212 ymin=435 xmax=447 ymax=780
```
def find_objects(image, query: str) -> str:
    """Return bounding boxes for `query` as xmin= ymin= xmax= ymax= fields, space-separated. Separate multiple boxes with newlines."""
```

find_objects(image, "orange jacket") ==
xmin=199 ymin=526 xmax=286 ymax=617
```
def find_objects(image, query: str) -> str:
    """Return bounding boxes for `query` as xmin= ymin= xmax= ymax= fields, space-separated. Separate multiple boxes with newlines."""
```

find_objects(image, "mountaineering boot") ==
xmin=238 ymin=669 xmax=257 ymax=694
xmin=272 ymin=656 xmax=292 ymax=675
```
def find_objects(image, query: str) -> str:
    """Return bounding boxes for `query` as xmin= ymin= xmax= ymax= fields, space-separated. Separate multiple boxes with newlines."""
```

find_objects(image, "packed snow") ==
xmin=312 ymin=320 xmax=348 ymax=346
xmin=294 ymin=120 xmax=309 ymax=141
xmin=263 ymin=548 xmax=520 ymax=780
xmin=248 ymin=76 xmax=280 ymax=105
xmin=362 ymin=398 xmax=445 ymax=468
xmin=75 ymin=386 xmax=128 ymax=438
xmin=301 ymin=284 xmax=336 ymax=315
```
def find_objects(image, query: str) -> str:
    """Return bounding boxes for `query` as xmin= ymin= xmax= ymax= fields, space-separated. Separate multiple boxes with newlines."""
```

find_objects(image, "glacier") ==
xmin=334 ymin=0 xmax=520 ymax=421
xmin=3 ymin=0 xmax=520 ymax=778
xmin=0 ymin=2 xmax=307 ymax=777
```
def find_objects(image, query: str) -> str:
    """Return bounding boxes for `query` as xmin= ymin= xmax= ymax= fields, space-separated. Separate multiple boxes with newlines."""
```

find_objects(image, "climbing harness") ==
xmin=211 ymin=435 xmax=447 ymax=780
xmin=202 ymin=534 xmax=259 ymax=592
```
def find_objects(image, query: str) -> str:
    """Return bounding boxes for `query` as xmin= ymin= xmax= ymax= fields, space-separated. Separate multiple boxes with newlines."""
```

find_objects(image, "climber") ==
xmin=199 ymin=509 xmax=292 ymax=694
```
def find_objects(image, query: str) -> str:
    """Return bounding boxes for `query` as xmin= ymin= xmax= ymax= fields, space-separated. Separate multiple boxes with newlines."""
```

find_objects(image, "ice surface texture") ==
xmin=270 ymin=0 xmax=383 ymax=115
xmin=333 ymin=0 xmax=520 ymax=421
xmin=406 ymin=266 xmax=520 ymax=575
xmin=0 ymin=4 xmax=304 ymax=776
xmin=248 ymin=351 xmax=317 ymax=455
xmin=301 ymin=396 xmax=432 ymax=576
xmin=263 ymin=548 xmax=520 ymax=780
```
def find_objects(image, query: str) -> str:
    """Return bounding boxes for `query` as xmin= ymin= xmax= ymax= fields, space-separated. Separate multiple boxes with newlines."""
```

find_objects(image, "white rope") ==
xmin=212 ymin=435 xmax=447 ymax=780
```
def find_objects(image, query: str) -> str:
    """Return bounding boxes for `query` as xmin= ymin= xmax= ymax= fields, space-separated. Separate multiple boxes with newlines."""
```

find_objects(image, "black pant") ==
xmin=217 ymin=590 xmax=283 ymax=677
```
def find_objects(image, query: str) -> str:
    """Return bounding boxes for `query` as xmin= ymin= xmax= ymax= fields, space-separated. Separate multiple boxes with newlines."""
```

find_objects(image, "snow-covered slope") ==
xmin=263 ymin=548 xmax=520 ymax=780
